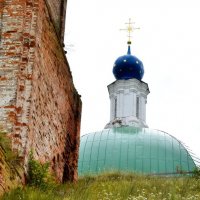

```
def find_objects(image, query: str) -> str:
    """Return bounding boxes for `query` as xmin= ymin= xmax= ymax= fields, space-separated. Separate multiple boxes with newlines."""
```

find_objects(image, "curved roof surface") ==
xmin=78 ymin=127 xmax=196 ymax=176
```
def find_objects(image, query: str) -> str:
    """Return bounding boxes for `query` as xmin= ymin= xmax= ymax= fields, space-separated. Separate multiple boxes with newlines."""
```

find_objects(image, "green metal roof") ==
xmin=78 ymin=127 xmax=196 ymax=176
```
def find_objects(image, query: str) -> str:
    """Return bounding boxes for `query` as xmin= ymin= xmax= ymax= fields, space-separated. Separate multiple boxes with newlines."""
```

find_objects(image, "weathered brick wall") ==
xmin=0 ymin=0 xmax=81 ymax=183
xmin=0 ymin=0 xmax=37 ymax=155
xmin=28 ymin=0 xmax=81 ymax=182
xmin=45 ymin=0 xmax=67 ymax=42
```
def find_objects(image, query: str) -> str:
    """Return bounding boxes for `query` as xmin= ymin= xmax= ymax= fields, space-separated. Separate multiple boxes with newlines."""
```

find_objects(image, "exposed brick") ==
xmin=0 ymin=0 xmax=81 ymax=186
xmin=0 ymin=76 xmax=7 ymax=81
xmin=45 ymin=0 xmax=67 ymax=42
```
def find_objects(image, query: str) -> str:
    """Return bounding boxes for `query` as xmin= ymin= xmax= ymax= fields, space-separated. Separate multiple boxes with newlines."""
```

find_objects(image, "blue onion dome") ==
xmin=113 ymin=46 xmax=144 ymax=80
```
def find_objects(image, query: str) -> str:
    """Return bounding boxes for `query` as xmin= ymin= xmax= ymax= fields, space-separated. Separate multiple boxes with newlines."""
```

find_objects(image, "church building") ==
xmin=78 ymin=19 xmax=196 ymax=176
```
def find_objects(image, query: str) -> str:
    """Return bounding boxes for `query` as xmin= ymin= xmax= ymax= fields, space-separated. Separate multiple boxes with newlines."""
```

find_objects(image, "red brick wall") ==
xmin=45 ymin=0 xmax=67 ymax=41
xmin=0 ymin=0 xmax=81 ymax=182
xmin=0 ymin=0 xmax=37 ymax=155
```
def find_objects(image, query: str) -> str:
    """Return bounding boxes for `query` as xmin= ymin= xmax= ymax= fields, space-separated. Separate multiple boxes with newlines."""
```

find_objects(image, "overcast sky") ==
xmin=64 ymin=0 xmax=200 ymax=160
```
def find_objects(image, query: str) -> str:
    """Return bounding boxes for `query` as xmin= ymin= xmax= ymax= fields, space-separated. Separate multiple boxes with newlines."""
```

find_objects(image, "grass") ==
xmin=2 ymin=172 xmax=200 ymax=200
xmin=0 ymin=131 xmax=23 ymax=196
xmin=0 ymin=131 xmax=20 ymax=166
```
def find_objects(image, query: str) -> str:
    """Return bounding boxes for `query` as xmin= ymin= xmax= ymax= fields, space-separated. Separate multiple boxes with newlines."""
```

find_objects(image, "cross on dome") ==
xmin=120 ymin=18 xmax=140 ymax=45
xmin=113 ymin=19 xmax=144 ymax=81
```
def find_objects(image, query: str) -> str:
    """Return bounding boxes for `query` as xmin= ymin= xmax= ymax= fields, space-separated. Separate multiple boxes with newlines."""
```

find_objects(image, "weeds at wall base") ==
xmin=2 ymin=172 xmax=200 ymax=200
xmin=26 ymin=152 xmax=56 ymax=190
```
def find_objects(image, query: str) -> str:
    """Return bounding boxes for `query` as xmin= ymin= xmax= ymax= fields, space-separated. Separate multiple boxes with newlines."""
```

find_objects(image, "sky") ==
xmin=64 ymin=0 xmax=200 ymax=161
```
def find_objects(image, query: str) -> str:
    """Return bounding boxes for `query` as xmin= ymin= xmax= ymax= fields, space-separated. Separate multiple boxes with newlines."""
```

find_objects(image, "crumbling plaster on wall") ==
xmin=0 ymin=0 xmax=81 ymax=182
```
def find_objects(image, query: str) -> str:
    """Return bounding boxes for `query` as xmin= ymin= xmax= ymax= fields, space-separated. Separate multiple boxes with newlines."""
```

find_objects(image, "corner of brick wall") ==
xmin=0 ymin=0 xmax=82 ymax=183
xmin=45 ymin=0 xmax=67 ymax=42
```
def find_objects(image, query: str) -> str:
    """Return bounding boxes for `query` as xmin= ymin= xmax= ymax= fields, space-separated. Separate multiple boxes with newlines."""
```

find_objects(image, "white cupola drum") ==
xmin=105 ymin=19 xmax=150 ymax=128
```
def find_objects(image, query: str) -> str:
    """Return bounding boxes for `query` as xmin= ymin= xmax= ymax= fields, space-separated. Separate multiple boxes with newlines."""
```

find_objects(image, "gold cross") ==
xmin=120 ymin=18 xmax=140 ymax=44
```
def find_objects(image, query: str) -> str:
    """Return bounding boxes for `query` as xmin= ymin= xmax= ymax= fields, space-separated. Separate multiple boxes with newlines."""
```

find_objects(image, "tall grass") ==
xmin=2 ymin=172 xmax=200 ymax=200
xmin=0 ymin=131 xmax=20 ymax=166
